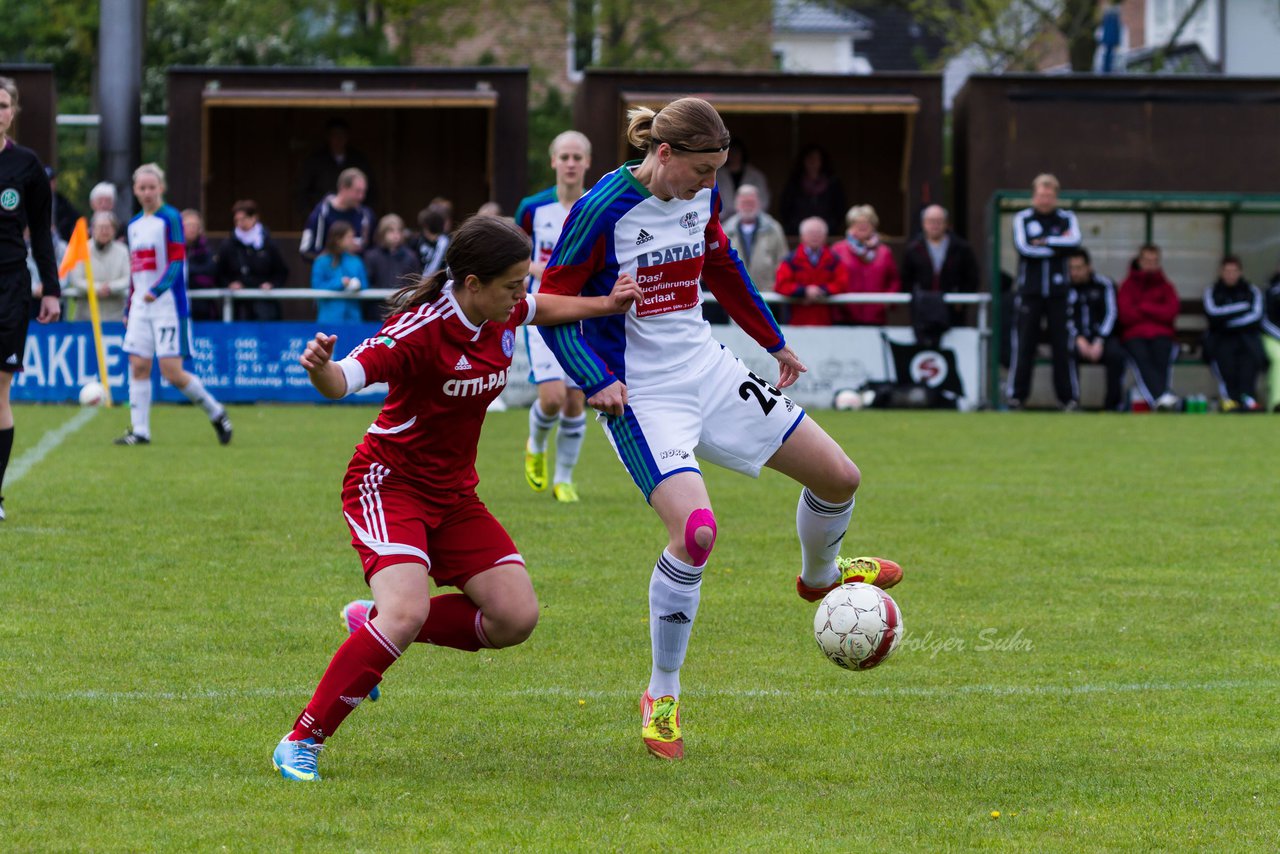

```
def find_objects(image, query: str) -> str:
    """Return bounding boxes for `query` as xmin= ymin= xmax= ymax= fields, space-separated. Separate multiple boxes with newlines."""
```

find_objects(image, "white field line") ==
xmin=5 ymin=406 xmax=99 ymax=487
xmin=6 ymin=677 xmax=1275 ymax=705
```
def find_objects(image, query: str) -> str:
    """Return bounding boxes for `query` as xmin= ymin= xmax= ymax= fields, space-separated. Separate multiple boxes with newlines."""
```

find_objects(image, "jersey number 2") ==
xmin=738 ymin=371 xmax=781 ymax=415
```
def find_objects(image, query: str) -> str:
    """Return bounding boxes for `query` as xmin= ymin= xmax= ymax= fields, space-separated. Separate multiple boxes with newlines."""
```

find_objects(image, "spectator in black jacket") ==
xmin=296 ymin=117 xmax=376 ymax=218
xmin=1203 ymin=255 xmax=1265 ymax=411
xmin=1006 ymin=173 xmax=1082 ymax=410
xmin=779 ymin=145 xmax=846 ymax=236
xmin=182 ymin=209 xmax=220 ymax=321
xmin=299 ymin=168 xmax=375 ymax=262
xmin=901 ymin=205 xmax=979 ymax=295
xmin=1067 ymin=248 xmax=1126 ymax=411
xmin=215 ymin=199 xmax=288 ymax=322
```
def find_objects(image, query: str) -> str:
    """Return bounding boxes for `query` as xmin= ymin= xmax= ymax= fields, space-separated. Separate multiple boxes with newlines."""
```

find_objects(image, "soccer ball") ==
xmin=813 ymin=582 xmax=903 ymax=670
xmin=832 ymin=388 xmax=863 ymax=411
xmin=78 ymin=381 xmax=106 ymax=407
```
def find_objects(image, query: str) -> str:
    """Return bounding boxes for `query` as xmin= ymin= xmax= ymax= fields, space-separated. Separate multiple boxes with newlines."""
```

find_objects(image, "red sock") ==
xmin=290 ymin=622 xmax=401 ymax=742
xmin=415 ymin=593 xmax=492 ymax=651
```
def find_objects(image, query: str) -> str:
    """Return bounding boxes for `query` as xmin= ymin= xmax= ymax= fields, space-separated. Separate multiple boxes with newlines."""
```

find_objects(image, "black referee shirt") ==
xmin=0 ymin=139 xmax=59 ymax=297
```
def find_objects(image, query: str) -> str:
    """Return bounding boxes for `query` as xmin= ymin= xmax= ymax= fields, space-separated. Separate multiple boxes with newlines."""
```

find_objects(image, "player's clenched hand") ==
xmin=609 ymin=273 xmax=642 ymax=311
xmin=771 ymin=345 xmax=806 ymax=390
xmin=301 ymin=333 xmax=337 ymax=372
xmin=588 ymin=380 xmax=628 ymax=418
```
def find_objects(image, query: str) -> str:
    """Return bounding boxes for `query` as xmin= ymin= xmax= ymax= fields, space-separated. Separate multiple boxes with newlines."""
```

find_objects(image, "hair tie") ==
xmin=445 ymin=265 xmax=455 ymax=279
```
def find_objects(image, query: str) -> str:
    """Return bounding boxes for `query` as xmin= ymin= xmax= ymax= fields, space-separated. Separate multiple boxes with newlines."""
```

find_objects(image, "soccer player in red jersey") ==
xmin=273 ymin=216 xmax=639 ymax=781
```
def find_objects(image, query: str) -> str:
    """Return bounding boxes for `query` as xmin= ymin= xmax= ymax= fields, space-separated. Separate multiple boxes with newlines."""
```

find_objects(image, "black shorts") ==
xmin=0 ymin=267 xmax=33 ymax=373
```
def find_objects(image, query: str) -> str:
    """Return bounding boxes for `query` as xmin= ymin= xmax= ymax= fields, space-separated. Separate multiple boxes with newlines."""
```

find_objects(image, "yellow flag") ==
xmin=58 ymin=216 xmax=91 ymax=279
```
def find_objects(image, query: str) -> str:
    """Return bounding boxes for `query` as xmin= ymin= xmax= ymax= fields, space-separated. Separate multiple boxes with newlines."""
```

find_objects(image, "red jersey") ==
xmin=337 ymin=287 xmax=535 ymax=497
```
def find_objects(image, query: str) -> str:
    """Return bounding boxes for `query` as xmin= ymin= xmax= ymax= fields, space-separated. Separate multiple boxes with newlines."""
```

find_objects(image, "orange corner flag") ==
xmin=58 ymin=216 xmax=90 ymax=279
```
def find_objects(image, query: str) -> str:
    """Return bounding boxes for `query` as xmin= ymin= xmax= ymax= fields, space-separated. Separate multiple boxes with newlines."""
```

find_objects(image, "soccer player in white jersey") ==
xmin=514 ymin=130 xmax=592 ymax=502
xmin=116 ymin=164 xmax=232 ymax=446
xmin=271 ymin=216 xmax=639 ymax=781
xmin=540 ymin=98 xmax=905 ymax=760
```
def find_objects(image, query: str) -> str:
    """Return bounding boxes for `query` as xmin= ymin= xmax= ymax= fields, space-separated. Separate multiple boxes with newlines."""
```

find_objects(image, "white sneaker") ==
xmin=1155 ymin=393 xmax=1180 ymax=412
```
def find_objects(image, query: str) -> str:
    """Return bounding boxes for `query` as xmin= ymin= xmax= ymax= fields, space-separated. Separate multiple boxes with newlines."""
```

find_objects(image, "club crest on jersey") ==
xmin=444 ymin=369 xmax=509 ymax=397
xmin=680 ymin=211 xmax=699 ymax=233
xmin=0 ymin=189 xmax=19 ymax=211
xmin=501 ymin=329 xmax=515 ymax=358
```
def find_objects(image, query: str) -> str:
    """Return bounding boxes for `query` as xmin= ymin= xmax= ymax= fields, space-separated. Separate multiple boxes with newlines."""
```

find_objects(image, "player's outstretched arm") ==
xmin=533 ymin=274 xmax=641 ymax=326
xmin=301 ymin=333 xmax=348 ymax=399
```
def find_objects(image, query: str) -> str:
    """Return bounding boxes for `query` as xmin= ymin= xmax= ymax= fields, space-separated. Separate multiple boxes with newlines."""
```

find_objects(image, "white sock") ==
xmin=178 ymin=374 xmax=223 ymax=419
xmin=528 ymin=401 xmax=556 ymax=454
xmin=797 ymin=488 xmax=854 ymax=588
xmin=128 ymin=376 xmax=152 ymax=438
xmin=553 ymin=413 xmax=586 ymax=485
xmin=648 ymin=550 xmax=702 ymax=699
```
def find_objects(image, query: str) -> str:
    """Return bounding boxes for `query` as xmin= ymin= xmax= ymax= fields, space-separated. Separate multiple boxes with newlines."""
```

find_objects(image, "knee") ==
xmin=377 ymin=598 xmax=431 ymax=640
xmin=486 ymin=600 xmax=540 ymax=648
xmin=539 ymin=388 xmax=566 ymax=416
xmin=815 ymin=457 xmax=860 ymax=504
xmin=684 ymin=508 xmax=718 ymax=567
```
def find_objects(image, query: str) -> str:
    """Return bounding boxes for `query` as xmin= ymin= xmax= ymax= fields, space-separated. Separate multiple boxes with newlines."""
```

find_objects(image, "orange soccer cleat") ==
xmin=795 ymin=556 xmax=904 ymax=602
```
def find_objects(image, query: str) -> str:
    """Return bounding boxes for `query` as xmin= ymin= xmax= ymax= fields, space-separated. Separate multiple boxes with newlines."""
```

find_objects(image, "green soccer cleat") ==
xmin=524 ymin=442 xmax=548 ymax=492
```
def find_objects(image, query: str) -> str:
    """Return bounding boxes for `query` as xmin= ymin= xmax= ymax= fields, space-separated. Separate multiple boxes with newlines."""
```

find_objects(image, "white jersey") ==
xmin=515 ymin=187 xmax=570 ymax=293
xmin=126 ymin=203 xmax=189 ymax=319
xmin=538 ymin=162 xmax=783 ymax=397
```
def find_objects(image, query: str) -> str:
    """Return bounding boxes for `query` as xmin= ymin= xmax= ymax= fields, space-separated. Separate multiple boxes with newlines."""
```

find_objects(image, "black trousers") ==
xmin=1008 ymin=292 xmax=1074 ymax=404
xmin=1125 ymin=336 xmax=1176 ymax=403
xmin=1076 ymin=337 xmax=1128 ymax=411
xmin=1205 ymin=332 xmax=1264 ymax=402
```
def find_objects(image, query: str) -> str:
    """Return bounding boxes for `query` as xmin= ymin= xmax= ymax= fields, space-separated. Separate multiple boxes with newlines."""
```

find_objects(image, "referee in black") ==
xmin=0 ymin=76 xmax=62 ymax=521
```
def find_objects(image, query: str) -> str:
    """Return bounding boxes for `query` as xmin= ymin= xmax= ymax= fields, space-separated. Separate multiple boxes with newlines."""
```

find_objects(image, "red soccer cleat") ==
xmin=796 ymin=556 xmax=904 ymax=601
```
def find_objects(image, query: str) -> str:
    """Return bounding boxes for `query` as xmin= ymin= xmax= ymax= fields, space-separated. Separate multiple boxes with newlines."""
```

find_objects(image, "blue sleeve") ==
xmin=150 ymin=207 xmax=186 ymax=297
xmin=311 ymin=257 xmax=342 ymax=291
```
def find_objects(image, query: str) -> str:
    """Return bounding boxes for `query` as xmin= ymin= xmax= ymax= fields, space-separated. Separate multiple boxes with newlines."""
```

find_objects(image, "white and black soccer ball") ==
xmin=813 ymin=582 xmax=902 ymax=670
xmin=78 ymin=381 xmax=106 ymax=407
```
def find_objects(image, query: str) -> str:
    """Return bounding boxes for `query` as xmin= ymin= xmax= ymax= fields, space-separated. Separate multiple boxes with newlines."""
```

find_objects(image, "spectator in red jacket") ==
xmin=1118 ymin=243 xmax=1181 ymax=410
xmin=832 ymin=204 xmax=900 ymax=326
xmin=775 ymin=217 xmax=847 ymax=326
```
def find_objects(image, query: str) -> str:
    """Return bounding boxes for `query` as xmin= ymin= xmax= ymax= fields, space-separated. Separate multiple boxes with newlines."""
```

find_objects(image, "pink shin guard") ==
xmin=684 ymin=508 xmax=717 ymax=567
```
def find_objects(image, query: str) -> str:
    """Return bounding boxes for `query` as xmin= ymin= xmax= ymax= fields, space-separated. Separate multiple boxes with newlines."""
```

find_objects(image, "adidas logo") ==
xmin=659 ymin=611 xmax=691 ymax=624
xmin=339 ymin=695 xmax=364 ymax=708
xmin=4 ymin=354 xmax=16 ymax=365
xmin=454 ymin=354 xmax=472 ymax=371
xmin=636 ymin=229 xmax=654 ymax=245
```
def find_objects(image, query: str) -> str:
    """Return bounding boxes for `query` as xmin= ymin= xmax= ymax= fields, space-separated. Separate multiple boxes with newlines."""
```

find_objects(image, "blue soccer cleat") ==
xmin=272 ymin=734 xmax=324 ymax=782
xmin=340 ymin=599 xmax=380 ymax=701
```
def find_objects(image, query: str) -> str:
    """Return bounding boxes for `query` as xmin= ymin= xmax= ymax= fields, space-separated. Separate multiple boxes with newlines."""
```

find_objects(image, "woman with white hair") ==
xmin=64 ymin=211 xmax=131 ymax=321
xmin=88 ymin=182 xmax=117 ymax=215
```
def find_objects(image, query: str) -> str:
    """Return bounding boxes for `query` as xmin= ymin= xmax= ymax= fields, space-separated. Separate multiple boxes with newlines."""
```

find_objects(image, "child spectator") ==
xmin=311 ymin=221 xmax=366 ymax=325
xmin=215 ymin=199 xmax=288 ymax=321
xmin=1118 ymin=244 xmax=1181 ymax=411
xmin=832 ymin=204 xmax=900 ymax=326
xmin=363 ymin=214 xmax=419 ymax=320
xmin=775 ymin=217 xmax=847 ymax=326
xmin=64 ymin=212 xmax=130 ymax=322
xmin=1202 ymin=256 xmax=1265 ymax=412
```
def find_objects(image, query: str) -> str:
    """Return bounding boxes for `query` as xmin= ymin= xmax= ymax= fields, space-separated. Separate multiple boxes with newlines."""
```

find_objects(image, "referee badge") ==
xmin=0 ymin=189 xmax=19 ymax=210
xmin=501 ymin=329 xmax=515 ymax=358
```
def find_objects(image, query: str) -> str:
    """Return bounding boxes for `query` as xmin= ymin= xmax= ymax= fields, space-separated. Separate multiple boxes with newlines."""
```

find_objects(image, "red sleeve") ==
xmin=1116 ymin=277 xmax=1141 ymax=328
xmin=345 ymin=317 xmax=426 ymax=387
xmin=883 ymin=252 xmax=901 ymax=294
xmin=701 ymin=194 xmax=784 ymax=352
xmin=832 ymin=257 xmax=850 ymax=294
xmin=540 ymin=234 xmax=605 ymax=297
xmin=1152 ymin=280 xmax=1181 ymax=325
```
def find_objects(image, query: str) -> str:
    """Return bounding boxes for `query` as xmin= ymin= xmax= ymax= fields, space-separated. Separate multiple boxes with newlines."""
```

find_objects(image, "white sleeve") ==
xmin=338 ymin=357 xmax=367 ymax=396
xmin=521 ymin=294 xmax=537 ymax=326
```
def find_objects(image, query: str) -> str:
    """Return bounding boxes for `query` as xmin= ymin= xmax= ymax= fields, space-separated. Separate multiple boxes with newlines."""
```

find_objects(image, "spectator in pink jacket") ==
xmin=832 ymin=205 xmax=900 ymax=326
xmin=1118 ymin=243 xmax=1182 ymax=410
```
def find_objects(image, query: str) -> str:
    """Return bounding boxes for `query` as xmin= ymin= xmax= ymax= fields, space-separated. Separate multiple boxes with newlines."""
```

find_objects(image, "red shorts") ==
xmin=341 ymin=462 xmax=523 ymax=587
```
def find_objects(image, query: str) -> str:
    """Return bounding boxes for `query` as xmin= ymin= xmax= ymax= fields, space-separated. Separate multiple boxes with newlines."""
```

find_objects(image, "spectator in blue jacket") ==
xmin=311 ymin=221 xmax=366 ymax=325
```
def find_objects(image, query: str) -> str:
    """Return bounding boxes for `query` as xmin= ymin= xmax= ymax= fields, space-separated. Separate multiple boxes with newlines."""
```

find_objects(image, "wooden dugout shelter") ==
xmin=166 ymin=66 xmax=528 ymax=285
xmin=574 ymin=70 xmax=944 ymax=242
xmin=954 ymin=73 xmax=1280 ymax=283
xmin=0 ymin=65 xmax=57 ymax=168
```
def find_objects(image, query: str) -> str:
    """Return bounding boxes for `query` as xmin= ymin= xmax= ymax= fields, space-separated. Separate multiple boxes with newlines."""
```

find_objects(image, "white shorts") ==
xmin=602 ymin=344 xmax=805 ymax=500
xmin=525 ymin=327 xmax=580 ymax=388
xmin=123 ymin=306 xmax=192 ymax=360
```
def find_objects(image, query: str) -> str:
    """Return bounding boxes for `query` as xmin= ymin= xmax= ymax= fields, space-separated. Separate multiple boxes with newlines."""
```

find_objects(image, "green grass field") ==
xmin=2 ymin=403 xmax=1277 ymax=851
